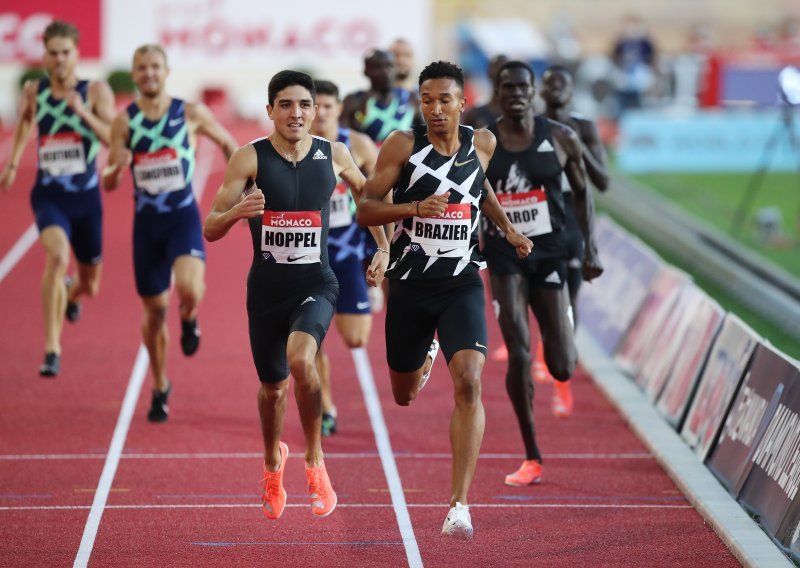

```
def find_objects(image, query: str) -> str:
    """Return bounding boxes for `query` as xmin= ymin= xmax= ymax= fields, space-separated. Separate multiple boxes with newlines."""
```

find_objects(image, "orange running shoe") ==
xmin=534 ymin=342 xmax=553 ymax=384
xmin=504 ymin=460 xmax=543 ymax=487
xmin=491 ymin=343 xmax=508 ymax=361
xmin=261 ymin=441 xmax=288 ymax=520
xmin=305 ymin=460 xmax=337 ymax=517
xmin=551 ymin=380 xmax=574 ymax=418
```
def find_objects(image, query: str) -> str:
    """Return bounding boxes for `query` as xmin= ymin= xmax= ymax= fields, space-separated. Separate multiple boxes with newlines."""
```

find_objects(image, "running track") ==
xmin=0 ymin=122 xmax=740 ymax=567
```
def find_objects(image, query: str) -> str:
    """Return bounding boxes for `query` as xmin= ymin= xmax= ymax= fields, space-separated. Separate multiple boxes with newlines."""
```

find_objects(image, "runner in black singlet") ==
xmin=357 ymin=61 xmax=532 ymax=541
xmin=204 ymin=71 xmax=388 ymax=522
xmin=482 ymin=61 xmax=603 ymax=488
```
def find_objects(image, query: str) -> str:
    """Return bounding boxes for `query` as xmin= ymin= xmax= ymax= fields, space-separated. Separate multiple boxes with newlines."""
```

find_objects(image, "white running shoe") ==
xmin=441 ymin=501 xmax=473 ymax=541
xmin=418 ymin=339 xmax=440 ymax=392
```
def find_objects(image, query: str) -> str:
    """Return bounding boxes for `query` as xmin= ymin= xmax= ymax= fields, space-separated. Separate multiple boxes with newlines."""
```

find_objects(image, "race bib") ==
xmin=329 ymin=180 xmax=352 ymax=229
xmin=261 ymin=210 xmax=322 ymax=264
xmin=410 ymin=203 xmax=471 ymax=258
xmin=133 ymin=148 xmax=185 ymax=195
xmin=38 ymin=133 xmax=86 ymax=176
xmin=498 ymin=188 xmax=552 ymax=237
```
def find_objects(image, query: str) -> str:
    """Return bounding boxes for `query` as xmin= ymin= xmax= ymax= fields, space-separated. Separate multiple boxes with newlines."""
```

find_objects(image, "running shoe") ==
xmin=441 ymin=502 xmax=473 ymax=541
xmin=64 ymin=276 xmax=81 ymax=323
xmin=418 ymin=338 xmax=440 ymax=392
xmin=321 ymin=412 xmax=337 ymax=437
xmin=504 ymin=460 xmax=543 ymax=486
xmin=180 ymin=318 xmax=201 ymax=356
xmin=491 ymin=343 xmax=508 ymax=361
xmin=147 ymin=381 xmax=171 ymax=422
xmin=39 ymin=352 xmax=60 ymax=378
xmin=261 ymin=441 xmax=288 ymax=520
xmin=551 ymin=380 xmax=574 ymax=418
xmin=305 ymin=461 xmax=337 ymax=517
xmin=534 ymin=341 xmax=553 ymax=384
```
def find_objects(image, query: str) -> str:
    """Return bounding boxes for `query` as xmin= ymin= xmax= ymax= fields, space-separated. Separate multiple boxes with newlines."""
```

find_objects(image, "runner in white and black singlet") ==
xmin=357 ymin=61 xmax=532 ymax=542
xmin=204 ymin=71 xmax=388 ymax=523
xmin=482 ymin=61 xmax=603 ymax=488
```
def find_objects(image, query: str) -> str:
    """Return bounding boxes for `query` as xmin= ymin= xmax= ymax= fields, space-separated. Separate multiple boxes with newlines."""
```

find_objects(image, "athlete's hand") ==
xmin=235 ymin=188 xmax=265 ymax=219
xmin=416 ymin=192 xmax=450 ymax=218
xmin=582 ymin=244 xmax=603 ymax=281
xmin=366 ymin=250 xmax=389 ymax=287
xmin=507 ymin=232 xmax=533 ymax=258
xmin=0 ymin=164 xmax=17 ymax=192
xmin=108 ymin=147 xmax=133 ymax=170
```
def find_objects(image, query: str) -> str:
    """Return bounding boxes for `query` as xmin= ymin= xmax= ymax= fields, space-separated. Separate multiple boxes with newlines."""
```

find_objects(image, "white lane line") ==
xmin=73 ymin=140 xmax=217 ymax=568
xmin=3 ymin=502 xmax=694 ymax=512
xmin=351 ymin=347 xmax=423 ymax=568
xmin=0 ymin=224 xmax=37 ymax=283
xmin=0 ymin=451 xmax=652 ymax=461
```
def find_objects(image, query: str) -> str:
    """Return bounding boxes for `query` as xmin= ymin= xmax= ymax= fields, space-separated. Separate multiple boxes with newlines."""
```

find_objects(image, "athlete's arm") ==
xmin=186 ymin=102 xmax=238 ymax=161
xmin=349 ymin=131 xmax=378 ymax=174
xmin=339 ymin=93 xmax=362 ymax=131
xmin=356 ymin=130 xmax=449 ymax=225
xmin=68 ymin=80 xmax=115 ymax=146
xmin=576 ymin=118 xmax=609 ymax=192
xmin=474 ymin=128 xmax=532 ymax=258
xmin=0 ymin=80 xmax=38 ymax=192
xmin=203 ymin=145 xmax=263 ymax=242
xmin=553 ymin=122 xmax=603 ymax=281
xmin=102 ymin=112 xmax=132 ymax=191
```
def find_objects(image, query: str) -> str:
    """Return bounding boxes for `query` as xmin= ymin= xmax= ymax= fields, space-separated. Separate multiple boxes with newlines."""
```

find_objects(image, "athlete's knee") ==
xmin=45 ymin=248 xmax=70 ymax=273
xmin=389 ymin=373 xmax=415 ymax=406
xmin=341 ymin=329 xmax=368 ymax=349
xmin=84 ymin=275 xmax=101 ymax=297
xmin=143 ymin=305 xmax=167 ymax=330
xmin=452 ymin=367 xmax=482 ymax=407
xmin=287 ymin=352 xmax=316 ymax=383
xmin=547 ymin=353 xmax=576 ymax=382
xmin=175 ymin=278 xmax=204 ymax=306
xmin=259 ymin=381 xmax=288 ymax=405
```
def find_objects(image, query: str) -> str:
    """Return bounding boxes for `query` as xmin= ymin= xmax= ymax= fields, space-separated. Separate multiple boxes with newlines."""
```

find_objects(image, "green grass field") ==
xmin=630 ymin=172 xmax=800 ymax=277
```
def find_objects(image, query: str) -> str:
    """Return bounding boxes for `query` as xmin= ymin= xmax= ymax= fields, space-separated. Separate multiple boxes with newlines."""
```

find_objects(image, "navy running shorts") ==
xmin=30 ymin=185 xmax=102 ymax=265
xmin=330 ymin=254 xmax=370 ymax=315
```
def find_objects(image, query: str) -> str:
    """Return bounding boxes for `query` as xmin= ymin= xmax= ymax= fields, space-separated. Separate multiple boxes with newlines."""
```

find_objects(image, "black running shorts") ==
xmin=385 ymin=271 xmax=488 ymax=373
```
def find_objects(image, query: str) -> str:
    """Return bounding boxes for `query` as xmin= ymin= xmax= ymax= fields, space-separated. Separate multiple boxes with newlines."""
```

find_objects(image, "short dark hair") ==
xmin=268 ymin=70 xmax=315 ymax=107
xmin=495 ymin=60 xmax=536 ymax=87
xmin=543 ymin=65 xmax=573 ymax=80
xmin=313 ymin=80 xmax=339 ymax=100
xmin=418 ymin=61 xmax=464 ymax=91
xmin=43 ymin=20 xmax=79 ymax=46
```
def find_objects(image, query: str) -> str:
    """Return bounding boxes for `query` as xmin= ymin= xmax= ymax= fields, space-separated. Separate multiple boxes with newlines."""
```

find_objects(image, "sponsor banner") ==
xmin=681 ymin=314 xmax=760 ymax=460
xmin=615 ymin=265 xmax=689 ymax=376
xmin=738 ymin=369 xmax=800 ymax=546
xmin=578 ymin=216 xmax=661 ymax=355
xmin=707 ymin=343 xmax=798 ymax=495
xmin=638 ymin=284 xmax=705 ymax=401
xmin=0 ymin=1 xmax=101 ymax=62
xmin=617 ymin=110 xmax=800 ymax=173
xmin=656 ymin=292 xmax=725 ymax=429
xmin=105 ymin=0 xmax=430 ymax=69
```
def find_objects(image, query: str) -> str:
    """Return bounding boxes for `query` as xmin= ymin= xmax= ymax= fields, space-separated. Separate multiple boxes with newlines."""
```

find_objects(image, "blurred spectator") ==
xmin=611 ymin=13 xmax=657 ymax=116
xmin=388 ymin=38 xmax=415 ymax=90
xmin=547 ymin=14 xmax=582 ymax=67
xmin=462 ymin=54 xmax=509 ymax=128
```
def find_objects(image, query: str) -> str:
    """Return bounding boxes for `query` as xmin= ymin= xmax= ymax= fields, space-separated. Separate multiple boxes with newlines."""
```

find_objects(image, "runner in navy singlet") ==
xmin=204 ymin=71 xmax=388 ymax=522
xmin=309 ymin=80 xmax=387 ymax=437
xmin=357 ymin=61 xmax=532 ymax=541
xmin=482 ymin=61 xmax=603 ymax=488
xmin=0 ymin=20 xmax=115 ymax=377
xmin=103 ymin=44 xmax=238 ymax=422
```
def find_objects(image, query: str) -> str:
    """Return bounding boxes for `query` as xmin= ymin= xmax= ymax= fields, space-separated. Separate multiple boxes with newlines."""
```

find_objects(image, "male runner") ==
xmin=357 ymin=61 xmax=532 ymax=541
xmin=310 ymin=79 xmax=385 ymax=436
xmin=0 ymin=20 xmax=115 ymax=377
xmin=103 ymin=44 xmax=237 ymax=422
xmin=388 ymin=38 xmax=415 ymax=90
xmin=204 ymin=70 xmax=388 ymax=520
xmin=462 ymin=54 xmax=509 ymax=129
xmin=482 ymin=61 xmax=602 ymax=487
xmin=538 ymin=65 xmax=611 ymax=416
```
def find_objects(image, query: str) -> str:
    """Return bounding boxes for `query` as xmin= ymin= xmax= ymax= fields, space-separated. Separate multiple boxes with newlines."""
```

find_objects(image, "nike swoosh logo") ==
xmin=454 ymin=159 xmax=474 ymax=167
xmin=437 ymin=248 xmax=456 ymax=255
xmin=475 ymin=341 xmax=487 ymax=349
xmin=287 ymin=255 xmax=307 ymax=262
xmin=168 ymin=118 xmax=184 ymax=127
xmin=356 ymin=301 xmax=370 ymax=310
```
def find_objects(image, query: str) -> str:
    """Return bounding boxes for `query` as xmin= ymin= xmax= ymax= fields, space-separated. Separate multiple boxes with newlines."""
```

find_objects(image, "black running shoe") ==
xmin=64 ymin=276 xmax=81 ymax=323
xmin=180 ymin=319 xmax=201 ymax=356
xmin=321 ymin=412 xmax=337 ymax=437
xmin=147 ymin=382 xmax=171 ymax=423
xmin=39 ymin=352 xmax=60 ymax=378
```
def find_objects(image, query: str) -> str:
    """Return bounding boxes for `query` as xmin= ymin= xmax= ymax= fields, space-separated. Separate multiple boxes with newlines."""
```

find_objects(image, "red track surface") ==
xmin=0 ymin=122 xmax=740 ymax=567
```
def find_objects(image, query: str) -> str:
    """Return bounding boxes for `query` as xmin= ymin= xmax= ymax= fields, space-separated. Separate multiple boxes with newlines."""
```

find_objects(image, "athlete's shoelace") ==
xmin=307 ymin=467 xmax=327 ymax=499
xmin=262 ymin=470 xmax=281 ymax=501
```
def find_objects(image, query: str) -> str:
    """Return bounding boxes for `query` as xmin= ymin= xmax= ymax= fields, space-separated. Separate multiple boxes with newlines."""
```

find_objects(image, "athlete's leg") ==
xmin=39 ymin=226 xmax=71 ymax=354
xmin=67 ymin=262 xmax=102 ymax=304
xmin=316 ymin=348 xmax=333 ymax=413
xmin=173 ymin=255 xmax=205 ymax=321
xmin=259 ymin=377 xmax=290 ymax=469
xmin=287 ymin=331 xmax=325 ymax=466
xmin=141 ymin=291 xmax=170 ymax=393
xmin=528 ymin=286 xmax=576 ymax=381
xmin=447 ymin=349 xmax=486 ymax=506
xmin=334 ymin=313 xmax=372 ymax=348
xmin=490 ymin=272 xmax=542 ymax=460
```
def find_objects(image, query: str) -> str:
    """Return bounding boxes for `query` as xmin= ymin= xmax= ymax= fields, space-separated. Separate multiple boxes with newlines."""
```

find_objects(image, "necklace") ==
xmin=269 ymin=134 xmax=306 ymax=165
